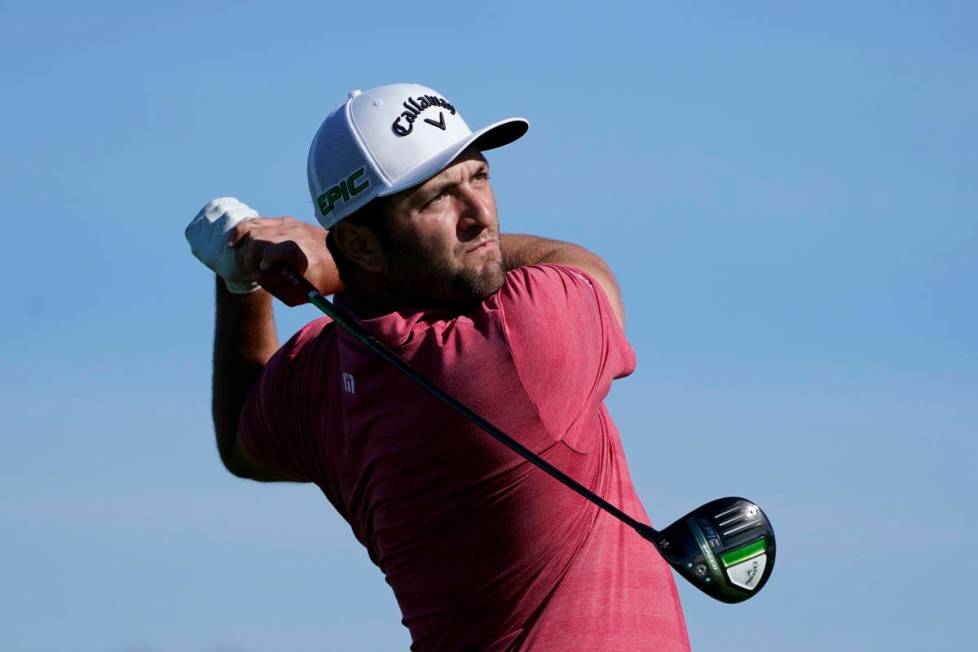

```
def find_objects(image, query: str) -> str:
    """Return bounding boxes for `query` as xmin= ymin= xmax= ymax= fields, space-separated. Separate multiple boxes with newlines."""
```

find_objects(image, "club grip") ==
xmin=276 ymin=267 xmax=318 ymax=294
xmin=256 ymin=267 xmax=320 ymax=305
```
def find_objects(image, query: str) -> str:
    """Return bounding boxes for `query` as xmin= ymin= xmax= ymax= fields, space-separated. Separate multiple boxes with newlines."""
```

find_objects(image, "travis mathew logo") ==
xmin=391 ymin=94 xmax=456 ymax=136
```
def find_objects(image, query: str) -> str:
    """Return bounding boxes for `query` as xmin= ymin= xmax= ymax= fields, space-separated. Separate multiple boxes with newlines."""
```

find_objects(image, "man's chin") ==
xmin=449 ymin=263 xmax=506 ymax=305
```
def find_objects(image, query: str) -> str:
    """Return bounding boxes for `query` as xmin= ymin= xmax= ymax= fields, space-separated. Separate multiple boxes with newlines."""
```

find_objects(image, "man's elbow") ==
xmin=216 ymin=432 xmax=309 ymax=483
xmin=214 ymin=427 xmax=252 ymax=479
xmin=218 ymin=442 xmax=249 ymax=479
xmin=586 ymin=260 xmax=626 ymax=328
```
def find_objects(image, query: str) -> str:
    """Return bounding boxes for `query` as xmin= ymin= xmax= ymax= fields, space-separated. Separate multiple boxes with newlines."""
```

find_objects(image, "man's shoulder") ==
xmin=273 ymin=316 xmax=334 ymax=364
xmin=492 ymin=262 xmax=635 ymax=373
xmin=503 ymin=262 xmax=598 ymax=287
xmin=490 ymin=263 xmax=604 ymax=318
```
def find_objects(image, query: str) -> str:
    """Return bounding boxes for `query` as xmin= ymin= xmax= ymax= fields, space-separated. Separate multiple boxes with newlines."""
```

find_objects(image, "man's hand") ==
xmin=227 ymin=216 xmax=341 ymax=306
xmin=186 ymin=197 xmax=342 ymax=306
xmin=185 ymin=197 xmax=263 ymax=294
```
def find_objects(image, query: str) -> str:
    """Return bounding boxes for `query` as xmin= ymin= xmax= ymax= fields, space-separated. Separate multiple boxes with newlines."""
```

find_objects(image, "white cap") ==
xmin=307 ymin=83 xmax=529 ymax=228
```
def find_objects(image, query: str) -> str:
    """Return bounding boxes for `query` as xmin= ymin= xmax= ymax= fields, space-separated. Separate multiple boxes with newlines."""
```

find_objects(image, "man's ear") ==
xmin=332 ymin=221 xmax=386 ymax=273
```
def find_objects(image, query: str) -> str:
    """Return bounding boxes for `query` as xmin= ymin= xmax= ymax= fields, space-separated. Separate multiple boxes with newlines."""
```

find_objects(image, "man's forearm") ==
xmin=212 ymin=278 xmax=280 ymax=468
xmin=501 ymin=234 xmax=566 ymax=270
xmin=501 ymin=234 xmax=614 ymax=274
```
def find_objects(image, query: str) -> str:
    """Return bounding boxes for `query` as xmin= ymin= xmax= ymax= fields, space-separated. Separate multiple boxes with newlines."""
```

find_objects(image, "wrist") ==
xmin=224 ymin=278 xmax=261 ymax=294
xmin=216 ymin=275 xmax=271 ymax=308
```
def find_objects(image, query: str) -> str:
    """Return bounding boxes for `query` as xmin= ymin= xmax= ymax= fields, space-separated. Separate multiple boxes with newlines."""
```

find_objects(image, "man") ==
xmin=186 ymin=83 xmax=690 ymax=650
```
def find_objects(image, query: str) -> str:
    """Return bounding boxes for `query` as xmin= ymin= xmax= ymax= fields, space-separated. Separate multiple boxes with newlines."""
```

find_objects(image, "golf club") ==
xmin=271 ymin=268 xmax=776 ymax=604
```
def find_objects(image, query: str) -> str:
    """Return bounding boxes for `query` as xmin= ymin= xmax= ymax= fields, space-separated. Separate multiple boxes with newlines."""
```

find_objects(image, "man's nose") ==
xmin=456 ymin=185 xmax=493 ymax=234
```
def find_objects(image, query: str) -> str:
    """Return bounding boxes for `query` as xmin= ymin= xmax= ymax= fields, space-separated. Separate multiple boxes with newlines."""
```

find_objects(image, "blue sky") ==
xmin=1 ymin=1 xmax=975 ymax=650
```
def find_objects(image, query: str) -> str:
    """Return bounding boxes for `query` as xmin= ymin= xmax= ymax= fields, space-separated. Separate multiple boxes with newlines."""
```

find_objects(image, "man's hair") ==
xmin=325 ymin=197 xmax=395 ymax=285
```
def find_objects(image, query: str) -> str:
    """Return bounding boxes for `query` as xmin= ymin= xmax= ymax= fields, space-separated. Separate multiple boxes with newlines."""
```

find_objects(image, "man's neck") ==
xmin=339 ymin=275 xmax=475 ymax=319
xmin=339 ymin=272 xmax=440 ymax=318
xmin=337 ymin=282 xmax=404 ymax=319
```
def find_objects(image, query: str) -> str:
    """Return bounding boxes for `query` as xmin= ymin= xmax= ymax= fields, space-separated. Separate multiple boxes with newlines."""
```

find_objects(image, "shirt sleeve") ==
xmin=496 ymin=264 xmax=636 ymax=449
xmin=237 ymin=317 xmax=332 ymax=478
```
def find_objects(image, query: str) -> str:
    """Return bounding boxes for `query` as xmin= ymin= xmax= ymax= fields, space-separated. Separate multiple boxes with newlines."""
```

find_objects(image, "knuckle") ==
xmin=232 ymin=220 xmax=256 ymax=236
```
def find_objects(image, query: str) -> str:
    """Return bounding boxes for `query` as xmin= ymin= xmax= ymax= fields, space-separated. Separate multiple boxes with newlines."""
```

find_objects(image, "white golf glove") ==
xmin=185 ymin=197 xmax=260 ymax=294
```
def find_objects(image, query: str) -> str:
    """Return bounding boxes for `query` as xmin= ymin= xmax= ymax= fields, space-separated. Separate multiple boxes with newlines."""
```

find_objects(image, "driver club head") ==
xmin=650 ymin=497 xmax=776 ymax=603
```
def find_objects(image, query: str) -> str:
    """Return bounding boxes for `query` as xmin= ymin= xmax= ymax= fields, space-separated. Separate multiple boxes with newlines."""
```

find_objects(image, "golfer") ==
xmin=186 ymin=83 xmax=690 ymax=650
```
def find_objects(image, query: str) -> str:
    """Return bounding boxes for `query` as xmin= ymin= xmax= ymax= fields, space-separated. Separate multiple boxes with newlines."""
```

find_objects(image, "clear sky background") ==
xmin=2 ymin=1 xmax=975 ymax=650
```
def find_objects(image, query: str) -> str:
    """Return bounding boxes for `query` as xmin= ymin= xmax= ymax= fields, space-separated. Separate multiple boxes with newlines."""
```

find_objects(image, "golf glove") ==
xmin=186 ymin=197 xmax=260 ymax=294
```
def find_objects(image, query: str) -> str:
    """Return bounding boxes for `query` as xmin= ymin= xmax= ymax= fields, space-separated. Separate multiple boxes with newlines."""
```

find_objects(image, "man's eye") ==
xmin=425 ymin=192 xmax=448 ymax=207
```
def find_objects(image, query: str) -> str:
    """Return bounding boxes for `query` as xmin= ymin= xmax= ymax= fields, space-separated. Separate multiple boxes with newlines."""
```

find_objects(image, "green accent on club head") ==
xmin=720 ymin=538 xmax=767 ymax=568
xmin=688 ymin=518 xmax=722 ymax=579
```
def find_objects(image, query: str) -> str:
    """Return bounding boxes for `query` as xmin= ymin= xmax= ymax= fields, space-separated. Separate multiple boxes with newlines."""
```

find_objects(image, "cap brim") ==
xmin=379 ymin=117 xmax=529 ymax=197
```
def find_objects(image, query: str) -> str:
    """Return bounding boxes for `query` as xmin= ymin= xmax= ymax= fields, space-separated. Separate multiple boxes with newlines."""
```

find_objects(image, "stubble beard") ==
xmin=386 ymin=232 xmax=506 ymax=308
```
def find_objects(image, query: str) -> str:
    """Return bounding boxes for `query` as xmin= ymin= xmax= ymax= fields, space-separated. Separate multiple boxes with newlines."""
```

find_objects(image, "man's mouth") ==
xmin=465 ymin=239 xmax=497 ymax=254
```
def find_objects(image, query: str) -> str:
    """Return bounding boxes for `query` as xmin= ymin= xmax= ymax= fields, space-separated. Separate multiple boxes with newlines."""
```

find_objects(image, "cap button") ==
xmin=348 ymin=89 xmax=362 ymax=99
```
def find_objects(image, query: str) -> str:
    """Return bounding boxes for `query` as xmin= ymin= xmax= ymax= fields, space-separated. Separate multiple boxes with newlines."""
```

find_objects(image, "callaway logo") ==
xmin=317 ymin=167 xmax=369 ymax=216
xmin=391 ymin=94 xmax=456 ymax=136
xmin=744 ymin=560 xmax=760 ymax=587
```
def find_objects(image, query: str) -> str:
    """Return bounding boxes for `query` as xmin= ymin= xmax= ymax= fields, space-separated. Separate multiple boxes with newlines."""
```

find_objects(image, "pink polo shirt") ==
xmin=240 ymin=264 xmax=690 ymax=651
